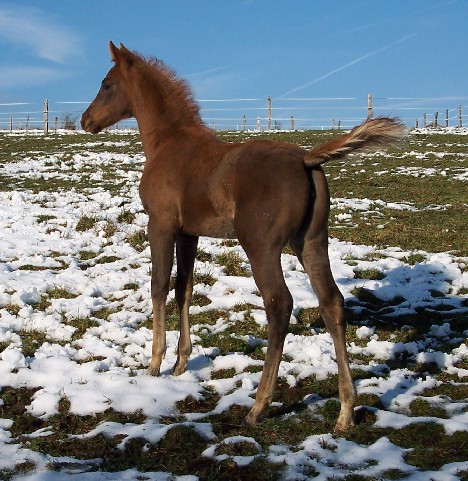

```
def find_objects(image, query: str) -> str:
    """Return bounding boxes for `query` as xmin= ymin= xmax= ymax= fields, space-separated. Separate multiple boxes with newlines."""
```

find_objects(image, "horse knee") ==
xmin=175 ymin=278 xmax=192 ymax=309
xmin=320 ymin=293 xmax=345 ymax=329
xmin=264 ymin=289 xmax=293 ymax=336
xmin=151 ymin=279 xmax=169 ymax=303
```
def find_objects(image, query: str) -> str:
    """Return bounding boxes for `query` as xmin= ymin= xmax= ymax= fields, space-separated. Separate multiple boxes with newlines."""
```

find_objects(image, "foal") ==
xmin=82 ymin=42 xmax=404 ymax=431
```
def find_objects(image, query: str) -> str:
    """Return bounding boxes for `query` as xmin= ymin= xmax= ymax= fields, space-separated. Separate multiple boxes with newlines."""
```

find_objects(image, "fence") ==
xmin=1 ymin=96 xmax=467 ymax=132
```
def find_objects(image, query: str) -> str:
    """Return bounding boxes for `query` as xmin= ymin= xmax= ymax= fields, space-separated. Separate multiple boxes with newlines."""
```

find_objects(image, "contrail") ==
xmin=279 ymin=31 xmax=420 ymax=99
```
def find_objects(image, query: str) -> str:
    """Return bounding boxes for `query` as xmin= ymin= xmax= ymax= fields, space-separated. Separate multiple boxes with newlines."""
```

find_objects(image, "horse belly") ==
xmin=182 ymin=215 xmax=236 ymax=239
xmin=180 ymin=197 xmax=237 ymax=239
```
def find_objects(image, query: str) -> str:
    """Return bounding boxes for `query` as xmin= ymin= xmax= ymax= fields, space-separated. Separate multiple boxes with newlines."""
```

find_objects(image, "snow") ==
xmin=1 ymin=131 xmax=467 ymax=480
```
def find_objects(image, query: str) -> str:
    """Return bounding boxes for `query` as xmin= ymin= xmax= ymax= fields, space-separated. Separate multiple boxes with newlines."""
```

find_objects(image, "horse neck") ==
xmin=128 ymin=66 xmax=206 ymax=149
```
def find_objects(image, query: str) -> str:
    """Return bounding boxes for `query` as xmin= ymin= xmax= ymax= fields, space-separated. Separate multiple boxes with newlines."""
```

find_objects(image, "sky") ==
xmin=0 ymin=0 xmax=467 ymax=130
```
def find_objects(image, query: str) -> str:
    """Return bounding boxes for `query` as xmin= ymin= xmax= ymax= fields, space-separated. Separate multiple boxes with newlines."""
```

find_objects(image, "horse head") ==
xmin=81 ymin=42 xmax=134 ymax=133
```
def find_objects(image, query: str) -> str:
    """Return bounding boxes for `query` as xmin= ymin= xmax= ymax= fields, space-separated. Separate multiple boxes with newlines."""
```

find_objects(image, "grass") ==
xmin=117 ymin=209 xmax=136 ymax=224
xmin=127 ymin=229 xmax=148 ymax=252
xmin=1 ymin=129 xmax=467 ymax=480
xmin=76 ymin=215 xmax=98 ymax=232
xmin=216 ymin=251 xmax=250 ymax=277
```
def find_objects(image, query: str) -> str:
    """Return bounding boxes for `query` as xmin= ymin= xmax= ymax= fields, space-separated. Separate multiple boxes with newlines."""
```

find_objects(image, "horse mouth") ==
xmin=81 ymin=115 xmax=102 ymax=134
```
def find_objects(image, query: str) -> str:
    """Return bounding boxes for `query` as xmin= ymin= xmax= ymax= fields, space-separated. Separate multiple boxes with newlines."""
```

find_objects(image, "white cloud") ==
xmin=0 ymin=66 xmax=73 ymax=89
xmin=186 ymin=67 xmax=256 ymax=101
xmin=0 ymin=4 xmax=83 ymax=64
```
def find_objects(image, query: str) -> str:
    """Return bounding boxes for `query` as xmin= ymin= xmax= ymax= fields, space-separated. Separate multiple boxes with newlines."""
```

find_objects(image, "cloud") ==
xmin=0 ymin=4 xmax=82 ymax=64
xmin=279 ymin=32 xmax=420 ymax=99
xmin=185 ymin=67 xmax=241 ymax=100
xmin=0 ymin=66 xmax=73 ymax=89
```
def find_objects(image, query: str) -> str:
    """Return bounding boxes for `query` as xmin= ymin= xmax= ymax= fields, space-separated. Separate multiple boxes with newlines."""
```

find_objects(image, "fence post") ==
xmin=367 ymin=93 xmax=373 ymax=119
xmin=43 ymin=99 xmax=49 ymax=134
xmin=459 ymin=105 xmax=463 ymax=128
xmin=290 ymin=115 xmax=295 ymax=131
xmin=434 ymin=112 xmax=438 ymax=128
xmin=242 ymin=115 xmax=246 ymax=131
xmin=267 ymin=96 xmax=271 ymax=130
xmin=445 ymin=109 xmax=449 ymax=128
xmin=423 ymin=113 xmax=427 ymax=128
xmin=54 ymin=117 xmax=58 ymax=132
xmin=256 ymin=116 xmax=261 ymax=131
xmin=26 ymin=116 xmax=30 ymax=131
xmin=9 ymin=117 xmax=13 ymax=132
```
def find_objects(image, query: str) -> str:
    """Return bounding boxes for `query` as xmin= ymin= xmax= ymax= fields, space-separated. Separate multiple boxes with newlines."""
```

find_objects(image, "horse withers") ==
xmin=82 ymin=41 xmax=405 ymax=431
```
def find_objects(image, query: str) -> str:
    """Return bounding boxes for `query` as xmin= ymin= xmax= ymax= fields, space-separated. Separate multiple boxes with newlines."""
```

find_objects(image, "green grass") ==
xmin=1 ymin=129 xmax=467 ymax=480
xmin=117 ymin=209 xmax=136 ymax=224
xmin=216 ymin=251 xmax=250 ymax=277
xmin=126 ymin=229 xmax=148 ymax=252
xmin=76 ymin=215 xmax=98 ymax=232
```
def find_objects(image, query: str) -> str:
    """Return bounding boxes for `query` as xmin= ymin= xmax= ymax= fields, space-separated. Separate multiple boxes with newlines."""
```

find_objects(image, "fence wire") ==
xmin=1 ymin=97 xmax=466 ymax=131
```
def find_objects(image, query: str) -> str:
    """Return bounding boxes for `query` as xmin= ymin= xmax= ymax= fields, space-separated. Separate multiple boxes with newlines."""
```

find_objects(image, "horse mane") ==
xmin=130 ymin=50 xmax=205 ymax=129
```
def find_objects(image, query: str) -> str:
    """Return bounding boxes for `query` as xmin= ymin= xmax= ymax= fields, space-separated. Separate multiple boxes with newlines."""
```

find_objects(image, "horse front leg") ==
xmin=147 ymin=220 xmax=176 ymax=376
xmin=173 ymin=234 xmax=199 ymax=376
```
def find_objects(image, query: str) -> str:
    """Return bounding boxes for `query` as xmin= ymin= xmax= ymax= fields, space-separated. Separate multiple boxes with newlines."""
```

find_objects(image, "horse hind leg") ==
xmin=294 ymin=235 xmax=356 ymax=431
xmin=172 ymin=234 xmax=198 ymax=376
xmin=290 ymin=169 xmax=356 ymax=431
xmin=242 ymin=248 xmax=293 ymax=425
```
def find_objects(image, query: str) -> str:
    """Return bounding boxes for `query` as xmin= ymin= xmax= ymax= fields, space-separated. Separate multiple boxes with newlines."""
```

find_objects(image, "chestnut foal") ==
xmin=82 ymin=42 xmax=404 ymax=431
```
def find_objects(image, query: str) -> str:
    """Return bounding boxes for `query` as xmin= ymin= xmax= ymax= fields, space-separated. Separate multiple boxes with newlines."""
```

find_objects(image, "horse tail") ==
xmin=304 ymin=116 xmax=405 ymax=167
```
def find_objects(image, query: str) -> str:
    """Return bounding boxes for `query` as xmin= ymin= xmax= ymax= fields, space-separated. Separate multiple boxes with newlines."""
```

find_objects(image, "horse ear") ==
xmin=108 ymin=41 xmax=133 ymax=70
xmin=109 ymin=41 xmax=119 ymax=63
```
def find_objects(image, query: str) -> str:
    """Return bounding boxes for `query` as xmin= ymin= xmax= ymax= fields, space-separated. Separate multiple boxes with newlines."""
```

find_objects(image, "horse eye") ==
xmin=101 ymin=82 xmax=111 ymax=93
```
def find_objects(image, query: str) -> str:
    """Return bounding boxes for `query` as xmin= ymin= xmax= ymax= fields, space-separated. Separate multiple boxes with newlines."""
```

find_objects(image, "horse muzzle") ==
xmin=81 ymin=112 xmax=102 ymax=134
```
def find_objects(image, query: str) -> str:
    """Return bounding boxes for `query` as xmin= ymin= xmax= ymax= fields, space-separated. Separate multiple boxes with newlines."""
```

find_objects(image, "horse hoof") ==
xmin=147 ymin=366 xmax=160 ymax=376
xmin=333 ymin=419 xmax=355 ymax=433
xmin=244 ymin=412 xmax=259 ymax=426
xmin=172 ymin=365 xmax=186 ymax=376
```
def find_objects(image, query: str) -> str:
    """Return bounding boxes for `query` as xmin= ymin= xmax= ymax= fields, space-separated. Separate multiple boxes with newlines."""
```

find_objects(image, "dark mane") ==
xmin=133 ymin=51 xmax=205 ymax=128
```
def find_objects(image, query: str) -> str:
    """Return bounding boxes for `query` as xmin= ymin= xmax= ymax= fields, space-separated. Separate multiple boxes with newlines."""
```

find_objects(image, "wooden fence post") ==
xmin=256 ymin=116 xmax=261 ymax=131
xmin=445 ymin=109 xmax=449 ymax=128
xmin=423 ymin=113 xmax=427 ymax=128
xmin=459 ymin=105 xmax=463 ymax=128
xmin=267 ymin=96 xmax=272 ymax=130
xmin=290 ymin=115 xmax=295 ymax=131
xmin=434 ymin=112 xmax=438 ymax=128
xmin=9 ymin=117 xmax=13 ymax=132
xmin=43 ymin=99 xmax=49 ymax=134
xmin=367 ymin=93 xmax=373 ymax=119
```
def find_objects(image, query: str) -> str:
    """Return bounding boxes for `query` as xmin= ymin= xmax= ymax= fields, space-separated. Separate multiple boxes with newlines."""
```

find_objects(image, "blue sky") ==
xmin=0 ymin=0 xmax=467 ymax=129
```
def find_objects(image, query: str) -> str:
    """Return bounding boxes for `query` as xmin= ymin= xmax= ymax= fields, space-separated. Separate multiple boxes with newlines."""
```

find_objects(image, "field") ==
xmin=0 ymin=128 xmax=467 ymax=481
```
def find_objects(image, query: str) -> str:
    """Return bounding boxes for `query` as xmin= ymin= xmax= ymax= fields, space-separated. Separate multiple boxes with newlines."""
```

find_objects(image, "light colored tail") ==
xmin=304 ymin=117 xmax=405 ymax=167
